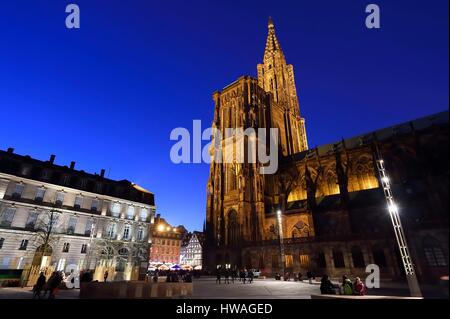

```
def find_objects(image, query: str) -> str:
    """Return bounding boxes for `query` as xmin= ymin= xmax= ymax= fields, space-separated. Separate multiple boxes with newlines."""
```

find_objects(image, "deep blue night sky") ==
xmin=0 ymin=0 xmax=448 ymax=231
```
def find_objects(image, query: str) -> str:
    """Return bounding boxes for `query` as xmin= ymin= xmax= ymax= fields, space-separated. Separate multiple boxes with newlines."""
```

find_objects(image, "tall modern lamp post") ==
xmin=276 ymin=209 xmax=285 ymax=277
xmin=374 ymin=143 xmax=422 ymax=297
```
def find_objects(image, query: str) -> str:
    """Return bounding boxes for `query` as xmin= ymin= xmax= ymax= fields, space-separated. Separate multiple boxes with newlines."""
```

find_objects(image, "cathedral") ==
xmin=204 ymin=18 xmax=449 ymax=284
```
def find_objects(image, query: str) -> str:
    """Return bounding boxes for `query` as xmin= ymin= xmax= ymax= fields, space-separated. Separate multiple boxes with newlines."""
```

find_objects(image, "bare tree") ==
xmin=29 ymin=209 xmax=62 ymax=267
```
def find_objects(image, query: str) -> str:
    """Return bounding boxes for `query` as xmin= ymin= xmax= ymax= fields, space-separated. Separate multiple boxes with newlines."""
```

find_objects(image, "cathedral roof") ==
xmin=287 ymin=110 xmax=448 ymax=162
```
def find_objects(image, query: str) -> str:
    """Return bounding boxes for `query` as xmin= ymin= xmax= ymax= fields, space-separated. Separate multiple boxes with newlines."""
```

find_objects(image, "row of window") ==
xmin=1 ymin=208 xmax=146 ymax=241
xmin=0 ymin=208 xmax=94 ymax=235
xmin=11 ymin=183 xmax=150 ymax=220
xmin=105 ymin=223 xmax=145 ymax=241
xmin=154 ymin=239 xmax=180 ymax=246
xmin=0 ymin=238 xmax=87 ymax=253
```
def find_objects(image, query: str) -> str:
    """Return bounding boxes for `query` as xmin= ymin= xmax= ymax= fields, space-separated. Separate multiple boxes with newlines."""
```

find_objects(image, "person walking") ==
xmin=32 ymin=272 xmax=46 ymax=299
xmin=224 ymin=269 xmax=230 ymax=284
xmin=231 ymin=269 xmax=236 ymax=284
xmin=248 ymin=269 xmax=254 ymax=284
xmin=48 ymin=271 xmax=63 ymax=299
xmin=103 ymin=270 xmax=109 ymax=283
xmin=216 ymin=268 xmax=222 ymax=284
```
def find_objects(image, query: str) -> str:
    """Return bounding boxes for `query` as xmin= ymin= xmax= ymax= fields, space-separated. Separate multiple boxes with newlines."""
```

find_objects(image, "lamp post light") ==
xmin=276 ymin=209 xmax=285 ymax=278
xmin=374 ymin=145 xmax=422 ymax=297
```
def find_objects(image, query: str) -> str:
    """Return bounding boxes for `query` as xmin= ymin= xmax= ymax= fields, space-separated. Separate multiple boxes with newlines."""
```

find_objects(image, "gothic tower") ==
xmin=204 ymin=18 xmax=308 ymax=270
xmin=257 ymin=17 xmax=308 ymax=155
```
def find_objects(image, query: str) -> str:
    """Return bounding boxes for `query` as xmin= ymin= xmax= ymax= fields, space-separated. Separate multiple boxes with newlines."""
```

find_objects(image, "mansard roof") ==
xmin=0 ymin=149 xmax=155 ymax=206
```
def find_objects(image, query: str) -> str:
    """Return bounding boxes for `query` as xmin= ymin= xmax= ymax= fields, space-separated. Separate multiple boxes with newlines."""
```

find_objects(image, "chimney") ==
xmin=49 ymin=154 xmax=56 ymax=164
xmin=7 ymin=147 xmax=14 ymax=153
xmin=70 ymin=161 xmax=76 ymax=170
xmin=100 ymin=169 xmax=105 ymax=178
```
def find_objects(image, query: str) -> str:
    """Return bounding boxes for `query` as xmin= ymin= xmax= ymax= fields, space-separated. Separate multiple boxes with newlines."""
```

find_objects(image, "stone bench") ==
xmin=80 ymin=281 xmax=193 ymax=299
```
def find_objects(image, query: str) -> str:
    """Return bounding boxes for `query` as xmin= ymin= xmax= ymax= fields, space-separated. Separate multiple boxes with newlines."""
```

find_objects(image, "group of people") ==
xmin=216 ymin=268 xmax=254 ymax=284
xmin=150 ymin=270 xmax=193 ymax=283
xmin=320 ymin=275 xmax=368 ymax=296
xmin=32 ymin=271 xmax=64 ymax=299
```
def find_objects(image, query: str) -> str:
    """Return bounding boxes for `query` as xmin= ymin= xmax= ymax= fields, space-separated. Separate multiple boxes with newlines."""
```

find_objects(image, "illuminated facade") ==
xmin=180 ymin=231 xmax=204 ymax=267
xmin=0 ymin=149 xmax=155 ymax=283
xmin=149 ymin=215 xmax=183 ymax=264
xmin=204 ymin=18 xmax=449 ymax=284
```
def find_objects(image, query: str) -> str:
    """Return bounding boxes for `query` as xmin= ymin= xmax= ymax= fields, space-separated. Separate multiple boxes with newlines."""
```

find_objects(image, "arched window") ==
xmin=351 ymin=246 xmax=365 ymax=268
xmin=227 ymin=210 xmax=240 ymax=246
xmin=423 ymin=237 xmax=447 ymax=267
xmin=372 ymin=246 xmax=387 ymax=267
xmin=333 ymin=249 xmax=345 ymax=268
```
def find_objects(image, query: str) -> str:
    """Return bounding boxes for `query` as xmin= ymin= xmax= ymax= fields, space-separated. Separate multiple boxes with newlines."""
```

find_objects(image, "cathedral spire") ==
xmin=264 ymin=16 xmax=283 ymax=56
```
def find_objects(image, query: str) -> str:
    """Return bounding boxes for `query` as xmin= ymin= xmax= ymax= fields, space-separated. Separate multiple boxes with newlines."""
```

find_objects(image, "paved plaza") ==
xmin=0 ymin=277 xmax=447 ymax=299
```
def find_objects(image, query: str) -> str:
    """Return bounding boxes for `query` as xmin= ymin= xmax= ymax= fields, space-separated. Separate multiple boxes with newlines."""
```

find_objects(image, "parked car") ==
xmin=251 ymin=269 xmax=261 ymax=278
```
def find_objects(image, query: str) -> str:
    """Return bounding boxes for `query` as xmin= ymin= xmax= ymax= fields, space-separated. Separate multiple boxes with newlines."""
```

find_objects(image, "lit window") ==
xmin=111 ymin=202 xmax=120 ymax=217
xmin=57 ymin=258 xmax=66 ymax=271
xmin=127 ymin=206 xmax=135 ymax=219
xmin=140 ymin=208 xmax=148 ymax=221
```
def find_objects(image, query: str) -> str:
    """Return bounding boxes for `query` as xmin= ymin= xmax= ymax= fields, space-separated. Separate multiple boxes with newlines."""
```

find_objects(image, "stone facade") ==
xmin=204 ymin=18 xmax=449 ymax=284
xmin=0 ymin=149 xmax=155 ymax=282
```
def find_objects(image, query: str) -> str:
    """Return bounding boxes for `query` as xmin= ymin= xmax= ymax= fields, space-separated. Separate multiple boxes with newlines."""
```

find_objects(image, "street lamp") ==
xmin=276 ymin=209 xmax=285 ymax=277
xmin=374 ymin=144 xmax=422 ymax=297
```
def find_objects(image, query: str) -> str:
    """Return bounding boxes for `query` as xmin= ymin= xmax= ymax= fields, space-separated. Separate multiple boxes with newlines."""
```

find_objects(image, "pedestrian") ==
xmin=297 ymin=272 xmax=303 ymax=282
xmin=216 ymin=268 xmax=221 ymax=284
xmin=320 ymin=275 xmax=339 ymax=295
xmin=32 ymin=272 xmax=46 ymax=299
xmin=248 ymin=269 xmax=254 ymax=283
xmin=353 ymin=277 xmax=368 ymax=296
xmin=231 ymin=269 xmax=236 ymax=283
xmin=48 ymin=271 xmax=63 ymax=299
xmin=342 ymin=275 xmax=354 ymax=295
xmin=103 ymin=270 xmax=109 ymax=283
xmin=307 ymin=271 xmax=313 ymax=284
xmin=224 ymin=269 xmax=230 ymax=284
